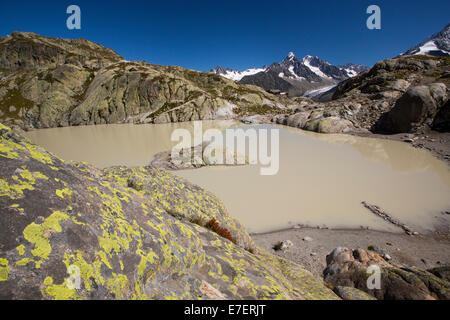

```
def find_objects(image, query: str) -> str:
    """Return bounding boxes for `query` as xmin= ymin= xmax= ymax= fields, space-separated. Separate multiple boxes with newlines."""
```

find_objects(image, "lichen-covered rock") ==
xmin=0 ymin=123 xmax=338 ymax=300
xmin=333 ymin=286 xmax=377 ymax=300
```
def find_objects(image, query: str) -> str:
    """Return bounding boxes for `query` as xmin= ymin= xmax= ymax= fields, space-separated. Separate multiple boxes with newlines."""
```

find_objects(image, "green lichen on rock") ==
xmin=0 ymin=123 xmax=338 ymax=300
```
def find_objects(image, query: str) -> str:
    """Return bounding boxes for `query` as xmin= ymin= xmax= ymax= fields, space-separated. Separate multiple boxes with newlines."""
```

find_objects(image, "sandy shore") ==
xmin=252 ymin=227 xmax=450 ymax=278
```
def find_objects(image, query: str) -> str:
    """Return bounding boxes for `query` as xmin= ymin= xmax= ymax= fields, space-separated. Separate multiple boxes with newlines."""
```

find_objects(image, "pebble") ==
xmin=383 ymin=254 xmax=392 ymax=261
xmin=303 ymin=236 xmax=313 ymax=242
xmin=310 ymin=252 xmax=317 ymax=257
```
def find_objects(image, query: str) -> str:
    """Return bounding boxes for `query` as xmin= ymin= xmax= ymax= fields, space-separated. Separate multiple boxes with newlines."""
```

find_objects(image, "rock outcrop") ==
xmin=323 ymin=247 xmax=450 ymax=300
xmin=0 ymin=123 xmax=338 ymax=300
xmin=0 ymin=32 xmax=293 ymax=130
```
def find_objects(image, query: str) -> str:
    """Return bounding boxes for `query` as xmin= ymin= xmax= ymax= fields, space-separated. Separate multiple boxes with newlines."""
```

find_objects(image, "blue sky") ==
xmin=0 ymin=0 xmax=449 ymax=71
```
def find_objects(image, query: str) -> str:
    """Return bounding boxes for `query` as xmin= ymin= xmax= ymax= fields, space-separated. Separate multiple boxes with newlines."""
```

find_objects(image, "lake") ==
xmin=24 ymin=121 xmax=450 ymax=234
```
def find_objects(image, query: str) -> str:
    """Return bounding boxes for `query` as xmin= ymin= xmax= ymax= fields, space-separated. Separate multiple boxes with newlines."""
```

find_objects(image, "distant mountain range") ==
xmin=402 ymin=23 xmax=450 ymax=57
xmin=211 ymin=52 xmax=369 ymax=97
xmin=211 ymin=23 xmax=450 ymax=99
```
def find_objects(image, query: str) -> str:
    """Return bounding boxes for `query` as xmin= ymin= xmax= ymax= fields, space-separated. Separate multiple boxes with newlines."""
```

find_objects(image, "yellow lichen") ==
xmin=16 ymin=258 xmax=34 ymax=266
xmin=0 ymin=258 xmax=9 ymax=281
xmin=107 ymin=273 xmax=129 ymax=299
xmin=56 ymin=188 xmax=72 ymax=199
xmin=23 ymin=211 xmax=69 ymax=259
xmin=16 ymin=244 xmax=25 ymax=256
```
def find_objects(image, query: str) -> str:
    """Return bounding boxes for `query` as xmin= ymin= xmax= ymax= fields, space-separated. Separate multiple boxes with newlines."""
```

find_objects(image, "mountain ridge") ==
xmin=211 ymin=52 xmax=369 ymax=97
xmin=403 ymin=23 xmax=450 ymax=57
xmin=0 ymin=31 xmax=293 ymax=129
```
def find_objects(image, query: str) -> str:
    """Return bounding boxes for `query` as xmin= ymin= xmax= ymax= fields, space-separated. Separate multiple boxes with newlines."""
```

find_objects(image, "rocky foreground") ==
xmin=254 ymin=227 xmax=450 ymax=300
xmin=0 ymin=123 xmax=338 ymax=300
xmin=1 ymin=123 xmax=449 ymax=300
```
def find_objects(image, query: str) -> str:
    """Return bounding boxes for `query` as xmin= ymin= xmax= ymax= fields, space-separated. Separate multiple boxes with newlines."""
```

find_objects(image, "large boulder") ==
xmin=0 ymin=124 xmax=338 ymax=300
xmin=376 ymin=85 xmax=438 ymax=133
xmin=432 ymin=100 xmax=450 ymax=132
xmin=323 ymin=247 xmax=450 ymax=300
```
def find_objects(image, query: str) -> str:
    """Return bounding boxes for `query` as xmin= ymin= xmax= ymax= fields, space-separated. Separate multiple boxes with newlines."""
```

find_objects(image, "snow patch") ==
xmin=414 ymin=40 xmax=450 ymax=55
xmin=344 ymin=69 xmax=357 ymax=77
xmin=304 ymin=85 xmax=337 ymax=98
xmin=302 ymin=56 xmax=332 ymax=79
xmin=220 ymin=68 xmax=266 ymax=81
xmin=287 ymin=66 xmax=305 ymax=80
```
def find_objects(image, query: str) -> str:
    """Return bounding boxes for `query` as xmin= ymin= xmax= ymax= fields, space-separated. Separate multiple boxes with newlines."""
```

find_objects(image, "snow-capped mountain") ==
xmin=210 ymin=66 xmax=267 ymax=81
xmin=211 ymin=52 xmax=368 ymax=97
xmin=338 ymin=63 xmax=370 ymax=78
xmin=403 ymin=23 xmax=450 ymax=56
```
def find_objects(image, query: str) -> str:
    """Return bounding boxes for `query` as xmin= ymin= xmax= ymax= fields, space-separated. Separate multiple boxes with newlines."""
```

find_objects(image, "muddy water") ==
xmin=176 ymin=124 xmax=450 ymax=234
xmin=25 ymin=122 xmax=450 ymax=234
xmin=24 ymin=121 xmax=237 ymax=168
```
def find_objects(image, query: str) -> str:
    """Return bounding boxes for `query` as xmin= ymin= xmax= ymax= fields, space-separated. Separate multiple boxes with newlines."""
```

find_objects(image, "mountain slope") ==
xmin=0 ymin=32 xmax=293 ymax=129
xmin=403 ymin=23 xmax=450 ymax=57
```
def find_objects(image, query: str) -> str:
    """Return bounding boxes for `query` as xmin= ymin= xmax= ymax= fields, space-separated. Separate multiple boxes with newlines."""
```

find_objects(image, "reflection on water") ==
xmin=25 ymin=122 xmax=450 ymax=234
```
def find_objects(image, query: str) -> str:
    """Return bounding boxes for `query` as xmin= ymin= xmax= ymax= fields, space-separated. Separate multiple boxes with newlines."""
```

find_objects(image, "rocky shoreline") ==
xmin=252 ymin=226 xmax=450 ymax=299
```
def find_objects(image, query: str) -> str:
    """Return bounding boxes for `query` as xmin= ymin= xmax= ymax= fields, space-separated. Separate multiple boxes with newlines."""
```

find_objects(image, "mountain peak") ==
xmin=287 ymin=52 xmax=296 ymax=59
xmin=211 ymin=52 xmax=368 ymax=97
xmin=403 ymin=23 xmax=450 ymax=57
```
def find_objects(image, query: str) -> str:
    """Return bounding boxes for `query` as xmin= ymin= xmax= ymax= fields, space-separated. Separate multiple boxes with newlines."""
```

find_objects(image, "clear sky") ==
xmin=0 ymin=0 xmax=449 ymax=71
